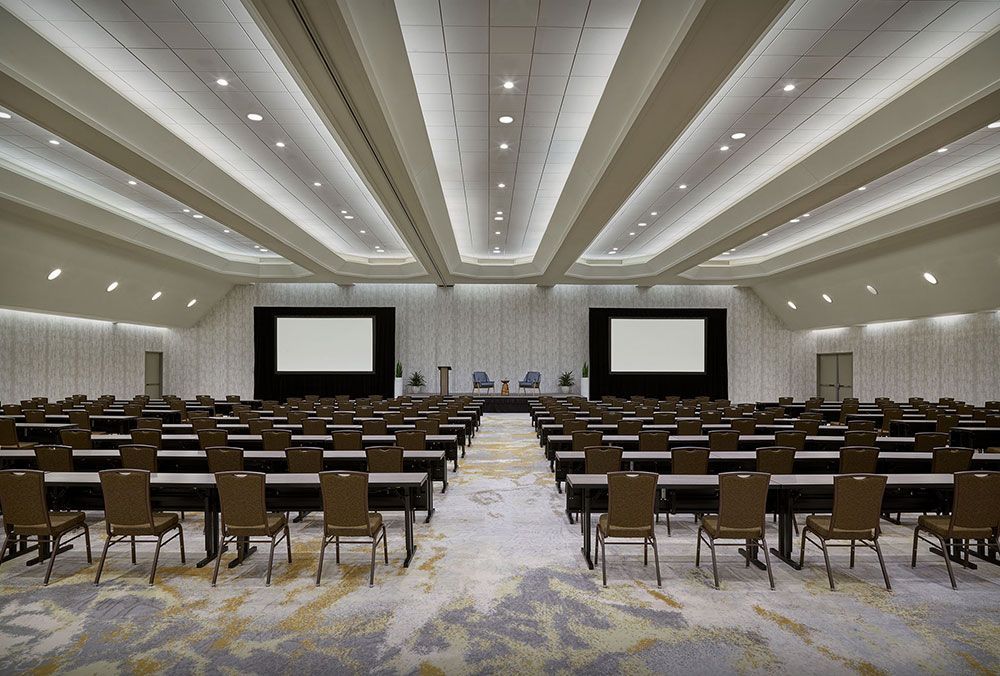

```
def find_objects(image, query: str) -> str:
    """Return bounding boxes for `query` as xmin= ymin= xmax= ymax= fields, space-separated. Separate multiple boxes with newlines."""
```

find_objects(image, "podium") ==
xmin=437 ymin=365 xmax=452 ymax=395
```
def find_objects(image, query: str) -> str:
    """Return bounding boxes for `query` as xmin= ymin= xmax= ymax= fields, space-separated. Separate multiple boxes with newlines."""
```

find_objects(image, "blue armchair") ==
xmin=518 ymin=371 xmax=541 ymax=393
xmin=472 ymin=371 xmax=494 ymax=393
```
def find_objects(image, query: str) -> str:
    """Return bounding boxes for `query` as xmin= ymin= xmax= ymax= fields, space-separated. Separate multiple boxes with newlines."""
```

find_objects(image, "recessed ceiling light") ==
xmin=822 ymin=293 xmax=832 ymax=303
xmin=340 ymin=210 xmax=347 ymax=214
xmin=923 ymin=271 xmax=938 ymax=284
xmin=192 ymin=214 xmax=203 ymax=219
xmin=376 ymin=248 xmax=384 ymax=253
xmin=857 ymin=186 xmax=866 ymax=191
xmin=503 ymin=81 xmax=514 ymax=90
xmin=151 ymin=291 xmax=162 ymax=301
xmin=987 ymin=121 xmax=1000 ymax=129
xmin=0 ymin=111 xmax=11 ymax=119
xmin=730 ymin=132 xmax=746 ymax=139
xmin=498 ymin=115 xmax=514 ymax=124
xmin=801 ymin=213 xmax=810 ymax=217
xmin=345 ymin=215 xmax=354 ymax=220
xmin=720 ymin=145 xmax=729 ymax=151
xmin=494 ymin=216 xmax=503 ymax=221
xmin=866 ymin=285 xmax=878 ymax=295
xmin=499 ymin=142 xmax=509 ymax=149
xmin=496 ymin=211 xmax=503 ymax=215
xmin=762 ymin=232 xmax=768 ymax=237
xmin=783 ymin=84 xmax=795 ymax=92
xmin=275 ymin=141 xmax=285 ymax=148
xmin=47 ymin=268 xmax=62 ymax=281
xmin=611 ymin=247 xmax=618 ymax=251
xmin=637 ymin=222 xmax=647 ymax=227
xmin=223 ymin=229 xmax=230 ymax=233
xmin=629 ymin=232 xmax=635 ymax=236
xmin=246 ymin=113 xmax=263 ymax=121
xmin=253 ymin=245 xmax=261 ymax=249
xmin=106 ymin=281 xmax=119 ymax=292
xmin=494 ymin=230 xmax=501 ymax=235
xmin=48 ymin=139 xmax=60 ymax=145
xmin=216 ymin=78 xmax=229 ymax=86
xmin=187 ymin=299 xmax=197 ymax=307
xmin=313 ymin=181 xmax=322 ymax=187
xmin=650 ymin=211 xmax=658 ymax=216
xmin=127 ymin=180 xmax=137 ymax=185
xmin=497 ymin=183 xmax=506 ymax=188
xmin=260 ymin=248 xmax=267 ymax=252
xmin=790 ymin=218 xmax=800 ymax=223
xmin=182 ymin=208 xmax=190 ymax=213
xmin=936 ymin=147 xmax=947 ymax=153
xmin=787 ymin=301 xmax=797 ymax=310
xmin=678 ymin=184 xmax=687 ymax=189
xmin=359 ymin=229 xmax=366 ymax=234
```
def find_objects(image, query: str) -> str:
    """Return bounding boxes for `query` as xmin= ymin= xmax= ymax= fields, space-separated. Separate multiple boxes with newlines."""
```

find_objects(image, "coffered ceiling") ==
xmin=0 ymin=0 xmax=998 ymax=329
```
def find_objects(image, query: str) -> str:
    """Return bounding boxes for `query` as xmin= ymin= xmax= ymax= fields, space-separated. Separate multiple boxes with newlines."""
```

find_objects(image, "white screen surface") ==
xmin=610 ymin=318 xmax=706 ymax=373
xmin=275 ymin=317 xmax=373 ymax=372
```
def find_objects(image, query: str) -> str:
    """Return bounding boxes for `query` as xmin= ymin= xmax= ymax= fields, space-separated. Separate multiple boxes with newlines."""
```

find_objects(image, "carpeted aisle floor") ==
xmin=0 ymin=413 xmax=998 ymax=674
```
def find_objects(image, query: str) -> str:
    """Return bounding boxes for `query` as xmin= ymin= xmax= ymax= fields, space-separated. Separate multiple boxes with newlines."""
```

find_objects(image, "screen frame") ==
xmin=607 ymin=315 xmax=708 ymax=375
xmin=274 ymin=314 xmax=376 ymax=374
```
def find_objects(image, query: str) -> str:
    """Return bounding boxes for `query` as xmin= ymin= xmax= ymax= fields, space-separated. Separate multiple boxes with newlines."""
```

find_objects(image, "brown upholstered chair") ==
xmin=677 ymin=419 xmax=702 ymax=435
xmin=930 ymin=447 xmax=974 ymax=473
xmin=914 ymin=432 xmax=949 ymax=452
xmin=697 ymin=472 xmax=774 ymax=589
xmin=383 ymin=412 xmax=404 ymax=425
xmin=584 ymin=446 xmax=623 ymax=474
xmin=700 ymin=411 xmax=722 ymax=424
xmin=95 ymin=469 xmax=185 ymax=585
xmin=936 ymin=414 xmax=959 ymax=433
xmin=198 ymin=429 xmax=229 ymax=450
xmin=571 ymin=430 xmax=603 ymax=451
xmin=362 ymin=419 xmax=388 ymax=435
xmin=333 ymin=412 xmax=354 ymax=425
xmin=617 ymin=419 xmax=643 ymax=435
xmin=730 ymin=418 xmax=756 ymax=435
xmin=286 ymin=447 xmax=324 ymax=473
xmin=190 ymin=418 xmax=216 ymax=432
xmin=287 ymin=411 xmax=308 ymax=425
xmin=793 ymin=419 xmax=820 ymax=435
xmin=316 ymin=471 xmax=387 ymax=586
xmin=601 ymin=412 xmax=622 ymax=425
xmin=672 ymin=448 xmax=710 ymax=474
xmin=839 ymin=446 xmax=879 ymax=473
xmin=595 ymin=471 xmax=661 ymax=586
xmin=395 ymin=430 xmax=426 ymax=450
xmin=24 ymin=410 xmax=46 ymax=423
xmin=414 ymin=419 xmax=440 ymax=435
xmin=301 ymin=418 xmax=328 ymax=436
xmin=799 ymin=474 xmax=890 ymax=590
xmin=212 ymin=472 xmax=290 ymax=586
xmin=881 ymin=408 xmax=903 ymax=434
xmin=652 ymin=412 xmax=676 ymax=424
xmin=846 ymin=419 xmax=875 ymax=431
xmin=774 ymin=431 xmax=806 ymax=451
xmin=844 ymin=431 xmax=877 ymax=447
xmin=34 ymin=445 xmax=75 ymax=472
xmin=0 ymin=418 xmax=29 ymax=449
xmin=911 ymin=471 xmax=1000 ymax=588
xmin=0 ymin=469 xmax=92 ymax=584
xmin=131 ymin=428 xmax=162 ymax=448
xmin=261 ymin=429 xmax=292 ymax=451
xmin=57 ymin=428 xmax=91 ymax=449
xmin=119 ymin=444 xmax=158 ymax=472
xmin=123 ymin=404 xmax=144 ymax=418
xmin=135 ymin=417 xmax=162 ymax=430
xmin=638 ymin=431 xmax=669 ymax=452
xmin=332 ymin=430 xmax=363 ymax=451
xmin=708 ymin=430 xmax=739 ymax=451
xmin=366 ymin=446 xmax=404 ymax=473
xmin=756 ymin=447 xmax=795 ymax=474
xmin=562 ymin=419 xmax=588 ymax=434
xmin=206 ymin=446 xmax=244 ymax=473
xmin=248 ymin=419 xmax=273 ymax=434
xmin=68 ymin=410 xmax=91 ymax=430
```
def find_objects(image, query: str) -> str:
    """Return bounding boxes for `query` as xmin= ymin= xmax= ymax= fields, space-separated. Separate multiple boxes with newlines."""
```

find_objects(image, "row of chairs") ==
xmin=594 ymin=469 xmax=1000 ymax=590
xmin=564 ymin=429 xmax=953 ymax=452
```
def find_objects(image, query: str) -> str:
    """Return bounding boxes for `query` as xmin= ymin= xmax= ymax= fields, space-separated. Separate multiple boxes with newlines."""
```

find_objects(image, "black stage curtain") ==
xmin=253 ymin=306 xmax=395 ymax=400
xmin=589 ymin=308 xmax=728 ymax=400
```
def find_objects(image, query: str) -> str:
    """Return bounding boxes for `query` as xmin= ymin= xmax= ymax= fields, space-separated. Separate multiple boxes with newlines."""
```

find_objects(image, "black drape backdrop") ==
xmin=254 ymin=306 xmax=395 ymax=400
xmin=589 ymin=308 xmax=728 ymax=400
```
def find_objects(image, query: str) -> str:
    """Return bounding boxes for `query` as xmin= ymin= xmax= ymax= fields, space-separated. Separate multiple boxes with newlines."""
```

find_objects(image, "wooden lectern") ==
xmin=437 ymin=366 xmax=452 ymax=395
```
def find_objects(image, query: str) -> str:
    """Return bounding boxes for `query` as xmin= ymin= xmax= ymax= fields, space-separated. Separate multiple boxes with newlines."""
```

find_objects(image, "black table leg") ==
xmin=771 ymin=487 xmax=802 ymax=569
xmin=403 ymin=488 xmax=416 ymax=567
xmin=196 ymin=498 xmax=219 ymax=568
xmin=581 ymin=487 xmax=593 ymax=569
xmin=424 ymin=477 xmax=435 ymax=523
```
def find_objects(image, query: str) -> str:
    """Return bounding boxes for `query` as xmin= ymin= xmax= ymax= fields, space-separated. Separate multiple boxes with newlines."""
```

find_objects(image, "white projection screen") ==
xmin=275 ymin=316 xmax=374 ymax=372
xmin=610 ymin=318 xmax=706 ymax=373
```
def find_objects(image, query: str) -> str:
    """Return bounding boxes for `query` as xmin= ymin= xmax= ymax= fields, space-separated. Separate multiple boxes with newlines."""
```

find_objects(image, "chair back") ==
xmin=881 ymin=408 xmax=903 ymax=433
xmin=261 ymin=429 xmax=292 ymax=451
xmin=68 ymin=410 xmax=91 ymax=430
xmin=198 ymin=429 xmax=229 ymax=450
xmin=215 ymin=472 xmax=268 ymax=532
xmin=677 ymin=419 xmax=702 ymax=435
xmin=99 ymin=470 xmax=155 ymax=533
xmin=285 ymin=447 xmax=324 ymax=473
xmin=383 ymin=412 xmax=404 ymax=425
xmin=717 ymin=472 xmax=770 ymax=533
xmin=606 ymin=472 xmax=658 ymax=533
xmin=362 ymin=419 xmax=388 ymax=435
xmin=34 ymin=445 xmax=74 ymax=472
xmin=652 ymin=411 xmax=676 ymax=424
xmin=190 ymin=418 xmax=216 ymax=431
xmin=914 ymin=432 xmax=948 ymax=452
xmin=708 ymin=430 xmax=739 ymax=451
xmin=601 ymin=412 xmax=622 ymax=425
xmin=131 ymin=428 xmax=162 ymax=448
xmin=134 ymin=417 xmax=162 ymax=430
xmin=793 ymin=419 xmax=819 ymax=435
xmin=930 ymin=447 xmax=974 ymax=474
xmin=844 ymin=431 xmax=876 ymax=447
xmin=472 ymin=371 xmax=489 ymax=384
xmin=0 ymin=418 xmax=19 ymax=447
xmin=319 ymin=471 xmax=370 ymax=531
xmin=301 ymin=418 xmax=327 ymax=435
xmin=57 ymin=428 xmax=90 ymax=449
xmin=584 ymin=446 xmax=623 ymax=474
xmin=846 ymin=419 xmax=874 ymax=431
xmin=287 ymin=411 xmax=308 ymax=425
xmin=332 ymin=430 xmax=363 ymax=451
xmin=839 ymin=446 xmax=879 ymax=473
xmin=638 ymin=430 xmax=669 ymax=451
xmin=562 ymin=419 xmax=587 ymax=434
xmin=672 ymin=447 xmax=710 ymax=474
xmin=24 ymin=410 xmax=46 ymax=423
xmin=699 ymin=411 xmax=722 ymax=424
xmin=366 ymin=446 xmax=404 ymax=473
xmin=730 ymin=418 xmax=756 ymax=435
xmin=571 ymin=430 xmax=603 ymax=451
xmin=206 ymin=446 xmax=244 ymax=473
xmin=936 ymin=414 xmax=959 ymax=433
xmin=120 ymin=444 xmax=158 ymax=472
xmin=755 ymin=446 xmax=795 ymax=474
xmin=248 ymin=419 xmax=273 ymax=434
xmin=395 ymin=430 xmax=426 ymax=450
xmin=948 ymin=471 xmax=1000 ymax=534
xmin=617 ymin=419 xmax=642 ymax=435
xmin=414 ymin=418 xmax=440 ymax=434
xmin=332 ymin=412 xmax=354 ymax=425
xmin=774 ymin=431 xmax=806 ymax=450
xmin=123 ymin=404 xmax=144 ymax=417
xmin=778 ymin=397 xmax=793 ymax=406
xmin=0 ymin=470 xmax=51 ymax=531
xmin=830 ymin=474 xmax=887 ymax=535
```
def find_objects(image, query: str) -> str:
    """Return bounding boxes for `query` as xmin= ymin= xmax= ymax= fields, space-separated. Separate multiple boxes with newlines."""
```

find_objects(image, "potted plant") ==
xmin=580 ymin=361 xmax=590 ymax=400
xmin=394 ymin=361 xmax=404 ymax=397
xmin=558 ymin=370 xmax=574 ymax=394
xmin=407 ymin=371 xmax=426 ymax=394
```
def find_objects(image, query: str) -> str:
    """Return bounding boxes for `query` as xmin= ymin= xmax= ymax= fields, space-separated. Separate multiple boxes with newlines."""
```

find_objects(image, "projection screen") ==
xmin=610 ymin=318 xmax=706 ymax=373
xmin=275 ymin=316 xmax=374 ymax=372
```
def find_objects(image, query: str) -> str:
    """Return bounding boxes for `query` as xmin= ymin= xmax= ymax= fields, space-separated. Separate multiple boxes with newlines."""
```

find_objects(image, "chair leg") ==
xmin=761 ymin=536 xmax=775 ymax=590
xmin=265 ymin=536 xmax=277 ymax=587
xmin=937 ymin=535 xmax=957 ymax=589
xmin=149 ymin=533 xmax=165 ymax=585
xmin=43 ymin=534 xmax=62 ymax=586
xmin=665 ymin=512 xmax=671 ymax=537
xmin=874 ymin=538 xmax=891 ymax=591
xmin=382 ymin=526 xmax=388 ymax=564
xmin=83 ymin=524 xmax=92 ymax=564
xmin=850 ymin=540 xmax=856 ymax=568
xmin=130 ymin=536 xmax=137 ymax=565
xmin=335 ymin=536 xmax=340 ymax=564
xmin=798 ymin=529 xmax=808 ymax=569
xmin=745 ymin=539 xmax=752 ymax=567
xmin=695 ymin=527 xmax=702 ymax=567
xmin=820 ymin=540 xmax=835 ymax=590
xmin=600 ymin=532 xmax=607 ymax=587
xmin=285 ymin=526 xmax=292 ymax=563
xmin=94 ymin=535 xmax=112 ymax=585
xmin=911 ymin=526 xmax=921 ymax=567
xmin=369 ymin=538 xmax=377 ymax=588
xmin=643 ymin=539 xmax=648 ymax=566
xmin=0 ymin=531 xmax=10 ymax=573
xmin=178 ymin=525 xmax=186 ymax=564
xmin=708 ymin=537 xmax=720 ymax=589
xmin=211 ymin=534 xmax=226 ymax=587
xmin=650 ymin=535 xmax=661 ymax=587
xmin=316 ymin=537 xmax=328 ymax=586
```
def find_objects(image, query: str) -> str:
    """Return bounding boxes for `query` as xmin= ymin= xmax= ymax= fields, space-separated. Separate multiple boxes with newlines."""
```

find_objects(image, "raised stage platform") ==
xmin=468 ymin=393 xmax=569 ymax=413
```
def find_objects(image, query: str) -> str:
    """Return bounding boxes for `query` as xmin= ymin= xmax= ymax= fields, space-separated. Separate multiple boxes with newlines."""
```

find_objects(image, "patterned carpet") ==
xmin=0 ymin=413 xmax=998 ymax=674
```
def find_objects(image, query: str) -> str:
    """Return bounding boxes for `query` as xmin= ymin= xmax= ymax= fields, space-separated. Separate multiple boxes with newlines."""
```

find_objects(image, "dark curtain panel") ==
xmin=589 ymin=307 xmax=728 ymax=400
xmin=254 ymin=306 xmax=395 ymax=400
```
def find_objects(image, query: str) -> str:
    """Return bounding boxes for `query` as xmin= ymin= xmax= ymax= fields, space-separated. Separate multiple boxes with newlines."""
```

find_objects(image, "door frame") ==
xmin=145 ymin=351 xmax=163 ymax=398
xmin=816 ymin=352 xmax=853 ymax=402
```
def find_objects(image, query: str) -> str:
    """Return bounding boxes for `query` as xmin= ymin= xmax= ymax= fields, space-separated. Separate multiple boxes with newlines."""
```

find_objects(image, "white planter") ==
xmin=410 ymin=385 xmax=424 ymax=394
xmin=580 ymin=377 xmax=590 ymax=400
xmin=559 ymin=385 xmax=570 ymax=394
xmin=393 ymin=377 xmax=403 ymax=397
